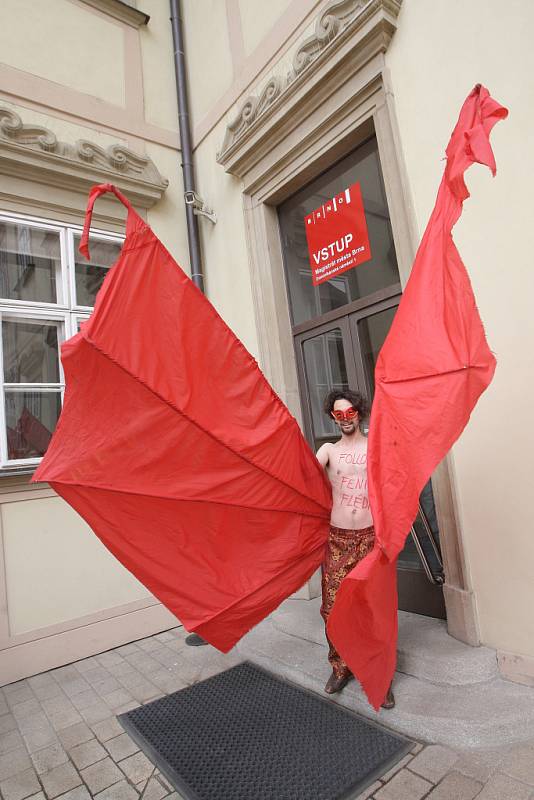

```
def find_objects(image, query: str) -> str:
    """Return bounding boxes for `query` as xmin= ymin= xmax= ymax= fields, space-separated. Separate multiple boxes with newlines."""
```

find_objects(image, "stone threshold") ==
xmin=236 ymin=598 xmax=534 ymax=750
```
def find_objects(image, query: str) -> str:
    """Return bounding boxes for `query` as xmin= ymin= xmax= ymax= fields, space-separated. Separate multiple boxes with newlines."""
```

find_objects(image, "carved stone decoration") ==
xmin=75 ymin=140 xmax=147 ymax=174
xmin=0 ymin=108 xmax=58 ymax=152
xmin=218 ymin=0 xmax=402 ymax=168
xmin=292 ymin=0 xmax=366 ymax=75
xmin=256 ymin=76 xmax=286 ymax=118
xmin=220 ymin=76 xmax=285 ymax=156
xmin=0 ymin=107 xmax=168 ymax=208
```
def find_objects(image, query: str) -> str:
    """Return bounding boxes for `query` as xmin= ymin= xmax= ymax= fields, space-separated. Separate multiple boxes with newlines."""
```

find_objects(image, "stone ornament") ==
xmin=0 ymin=108 xmax=57 ymax=152
xmin=218 ymin=0 xmax=402 ymax=161
xmin=0 ymin=107 xmax=168 ymax=207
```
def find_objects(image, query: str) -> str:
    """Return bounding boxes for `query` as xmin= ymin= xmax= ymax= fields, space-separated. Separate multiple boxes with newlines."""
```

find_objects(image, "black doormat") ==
xmin=118 ymin=662 xmax=411 ymax=800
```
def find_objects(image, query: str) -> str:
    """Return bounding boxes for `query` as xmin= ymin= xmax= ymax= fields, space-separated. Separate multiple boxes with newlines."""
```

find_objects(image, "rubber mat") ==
xmin=118 ymin=662 xmax=412 ymax=800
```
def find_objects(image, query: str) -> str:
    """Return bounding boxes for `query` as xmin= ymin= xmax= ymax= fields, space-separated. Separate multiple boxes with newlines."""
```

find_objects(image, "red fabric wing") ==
xmin=33 ymin=183 xmax=331 ymax=650
xmin=328 ymin=85 xmax=508 ymax=710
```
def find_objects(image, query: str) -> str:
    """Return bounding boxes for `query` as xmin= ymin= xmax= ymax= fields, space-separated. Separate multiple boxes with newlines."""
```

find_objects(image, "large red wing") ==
xmin=328 ymin=85 xmax=507 ymax=710
xmin=34 ymin=183 xmax=331 ymax=649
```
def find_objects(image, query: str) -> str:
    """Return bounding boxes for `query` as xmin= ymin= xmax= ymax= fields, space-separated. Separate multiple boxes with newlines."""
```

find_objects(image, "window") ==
xmin=278 ymin=136 xmax=400 ymax=327
xmin=0 ymin=213 xmax=123 ymax=470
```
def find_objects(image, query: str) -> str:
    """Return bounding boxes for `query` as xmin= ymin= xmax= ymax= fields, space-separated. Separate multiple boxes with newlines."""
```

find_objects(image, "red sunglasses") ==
xmin=331 ymin=407 xmax=357 ymax=422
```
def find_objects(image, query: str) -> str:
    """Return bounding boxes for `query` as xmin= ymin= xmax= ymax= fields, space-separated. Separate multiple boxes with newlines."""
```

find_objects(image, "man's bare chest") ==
xmin=328 ymin=447 xmax=368 ymax=491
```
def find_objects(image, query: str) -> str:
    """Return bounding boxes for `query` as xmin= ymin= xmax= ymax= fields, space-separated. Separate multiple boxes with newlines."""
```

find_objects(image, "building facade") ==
xmin=1 ymin=0 xmax=533 ymax=690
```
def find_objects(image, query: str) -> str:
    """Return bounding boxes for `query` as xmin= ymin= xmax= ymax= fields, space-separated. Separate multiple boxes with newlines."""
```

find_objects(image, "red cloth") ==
xmin=20 ymin=407 xmax=53 ymax=455
xmin=33 ymin=183 xmax=332 ymax=651
xmin=327 ymin=85 xmax=508 ymax=710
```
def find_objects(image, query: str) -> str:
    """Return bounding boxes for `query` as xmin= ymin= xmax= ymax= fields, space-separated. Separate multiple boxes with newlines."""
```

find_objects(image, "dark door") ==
xmin=278 ymin=132 xmax=445 ymax=618
xmin=295 ymin=299 xmax=446 ymax=618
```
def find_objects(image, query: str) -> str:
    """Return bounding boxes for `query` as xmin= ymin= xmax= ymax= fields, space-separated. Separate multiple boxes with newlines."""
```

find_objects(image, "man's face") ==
xmin=332 ymin=398 xmax=359 ymax=435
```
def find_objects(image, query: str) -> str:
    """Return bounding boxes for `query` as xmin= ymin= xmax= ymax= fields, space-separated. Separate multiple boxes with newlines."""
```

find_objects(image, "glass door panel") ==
xmin=355 ymin=305 xmax=397 ymax=398
xmin=296 ymin=318 xmax=361 ymax=451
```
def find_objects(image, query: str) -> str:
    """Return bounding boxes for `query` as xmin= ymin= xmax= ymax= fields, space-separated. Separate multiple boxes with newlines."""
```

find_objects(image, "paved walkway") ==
xmin=2 ymin=626 xmax=534 ymax=800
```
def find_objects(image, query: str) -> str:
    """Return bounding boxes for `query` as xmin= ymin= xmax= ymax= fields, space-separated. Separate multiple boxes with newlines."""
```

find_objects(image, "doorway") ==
xmin=278 ymin=135 xmax=445 ymax=618
xmin=294 ymin=304 xmax=445 ymax=618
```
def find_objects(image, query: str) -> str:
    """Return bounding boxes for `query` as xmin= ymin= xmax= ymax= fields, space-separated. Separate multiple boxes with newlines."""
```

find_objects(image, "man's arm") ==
xmin=316 ymin=443 xmax=330 ymax=469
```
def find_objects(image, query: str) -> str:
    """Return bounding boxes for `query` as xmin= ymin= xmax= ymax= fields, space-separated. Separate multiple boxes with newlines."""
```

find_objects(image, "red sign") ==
xmin=304 ymin=182 xmax=371 ymax=286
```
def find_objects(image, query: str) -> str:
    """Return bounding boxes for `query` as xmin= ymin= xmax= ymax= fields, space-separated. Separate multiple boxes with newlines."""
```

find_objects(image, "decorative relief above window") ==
xmin=0 ymin=108 xmax=168 ymax=208
xmin=217 ymin=0 xmax=402 ymax=174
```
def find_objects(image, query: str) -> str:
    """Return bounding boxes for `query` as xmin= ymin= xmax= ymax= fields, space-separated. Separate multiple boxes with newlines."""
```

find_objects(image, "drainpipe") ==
xmin=169 ymin=0 xmax=209 ymax=648
xmin=169 ymin=0 xmax=205 ymax=294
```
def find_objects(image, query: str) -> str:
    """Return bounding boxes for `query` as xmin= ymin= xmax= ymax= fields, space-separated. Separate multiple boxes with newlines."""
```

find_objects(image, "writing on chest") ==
xmin=337 ymin=451 xmax=367 ymax=465
xmin=339 ymin=474 xmax=368 ymax=492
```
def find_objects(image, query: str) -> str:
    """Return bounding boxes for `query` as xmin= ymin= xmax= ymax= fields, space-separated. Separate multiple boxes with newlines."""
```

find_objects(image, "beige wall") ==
xmin=145 ymin=140 xmax=191 ymax=272
xmin=181 ymin=0 xmax=234 ymax=128
xmin=238 ymin=0 xmax=294 ymax=56
xmin=386 ymin=0 xmax=534 ymax=658
xmin=193 ymin=118 xmax=259 ymax=355
xmin=1 ymin=0 xmax=126 ymax=106
xmin=139 ymin=0 xmax=180 ymax=132
xmin=3 ymin=497 xmax=150 ymax=635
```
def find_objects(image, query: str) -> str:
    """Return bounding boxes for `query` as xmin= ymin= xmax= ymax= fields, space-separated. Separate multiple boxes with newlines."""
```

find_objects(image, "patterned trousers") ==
xmin=320 ymin=524 xmax=375 ymax=678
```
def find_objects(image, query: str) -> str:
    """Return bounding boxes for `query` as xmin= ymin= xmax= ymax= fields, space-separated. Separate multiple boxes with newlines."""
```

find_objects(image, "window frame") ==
xmin=0 ymin=209 xmax=123 ymax=473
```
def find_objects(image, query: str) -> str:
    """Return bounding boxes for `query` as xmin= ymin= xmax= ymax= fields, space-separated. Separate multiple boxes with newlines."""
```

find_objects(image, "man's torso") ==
xmin=325 ymin=438 xmax=372 ymax=530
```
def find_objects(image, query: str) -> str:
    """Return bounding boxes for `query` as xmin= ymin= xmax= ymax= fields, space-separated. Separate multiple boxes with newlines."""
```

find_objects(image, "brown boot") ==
xmin=381 ymin=683 xmax=395 ymax=710
xmin=324 ymin=671 xmax=351 ymax=694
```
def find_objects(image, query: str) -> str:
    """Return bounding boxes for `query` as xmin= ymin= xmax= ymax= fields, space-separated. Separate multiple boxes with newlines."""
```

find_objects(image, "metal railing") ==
xmin=409 ymin=503 xmax=445 ymax=585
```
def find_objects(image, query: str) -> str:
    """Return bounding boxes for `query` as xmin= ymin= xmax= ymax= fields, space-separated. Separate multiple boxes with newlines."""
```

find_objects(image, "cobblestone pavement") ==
xmin=2 ymin=627 xmax=534 ymax=800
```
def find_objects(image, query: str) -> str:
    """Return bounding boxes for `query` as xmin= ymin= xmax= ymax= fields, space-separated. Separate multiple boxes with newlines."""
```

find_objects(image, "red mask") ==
xmin=331 ymin=408 xmax=357 ymax=422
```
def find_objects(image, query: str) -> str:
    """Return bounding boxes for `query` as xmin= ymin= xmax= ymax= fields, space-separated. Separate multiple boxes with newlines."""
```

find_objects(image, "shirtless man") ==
xmin=316 ymin=389 xmax=395 ymax=709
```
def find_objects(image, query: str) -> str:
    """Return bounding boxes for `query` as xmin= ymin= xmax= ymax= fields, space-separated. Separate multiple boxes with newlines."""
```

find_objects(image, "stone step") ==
xmin=273 ymin=597 xmax=499 ymax=685
xmin=236 ymin=600 xmax=534 ymax=749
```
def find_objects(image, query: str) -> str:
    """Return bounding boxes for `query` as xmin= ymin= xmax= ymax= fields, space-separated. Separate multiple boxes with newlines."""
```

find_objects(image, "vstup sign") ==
xmin=304 ymin=183 xmax=371 ymax=286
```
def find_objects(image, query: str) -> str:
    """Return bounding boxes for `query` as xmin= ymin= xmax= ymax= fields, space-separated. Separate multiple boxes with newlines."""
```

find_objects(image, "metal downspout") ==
xmin=169 ymin=0 xmax=205 ymax=293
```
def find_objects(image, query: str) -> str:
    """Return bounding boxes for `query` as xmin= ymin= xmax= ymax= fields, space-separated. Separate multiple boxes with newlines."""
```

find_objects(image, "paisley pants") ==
xmin=320 ymin=524 xmax=375 ymax=678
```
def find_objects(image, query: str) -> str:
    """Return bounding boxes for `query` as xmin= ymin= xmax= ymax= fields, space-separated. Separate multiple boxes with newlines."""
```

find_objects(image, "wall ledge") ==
xmin=0 ymin=107 xmax=168 ymax=209
xmin=79 ymin=0 xmax=150 ymax=28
